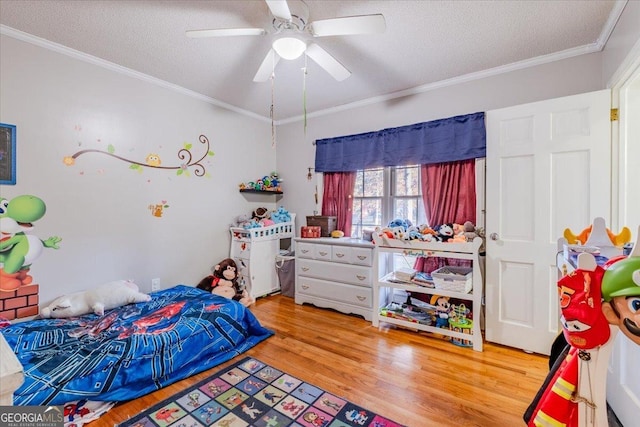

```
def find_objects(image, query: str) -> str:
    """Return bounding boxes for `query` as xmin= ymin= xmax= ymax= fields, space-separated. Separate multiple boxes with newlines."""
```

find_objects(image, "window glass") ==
xmin=351 ymin=165 xmax=425 ymax=239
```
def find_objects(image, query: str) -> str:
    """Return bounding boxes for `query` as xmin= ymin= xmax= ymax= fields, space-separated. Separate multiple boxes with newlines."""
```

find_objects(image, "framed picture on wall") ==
xmin=0 ymin=123 xmax=16 ymax=185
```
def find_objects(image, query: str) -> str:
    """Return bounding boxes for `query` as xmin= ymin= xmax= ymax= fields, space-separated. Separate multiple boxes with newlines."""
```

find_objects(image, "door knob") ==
xmin=490 ymin=232 xmax=499 ymax=241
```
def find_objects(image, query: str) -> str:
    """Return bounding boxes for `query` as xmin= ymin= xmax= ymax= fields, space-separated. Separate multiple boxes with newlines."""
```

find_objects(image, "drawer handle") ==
xmin=302 ymin=267 xmax=309 ymax=272
xmin=301 ymin=249 xmax=309 ymax=254
xmin=336 ymin=253 xmax=345 ymax=258
xmin=301 ymin=285 xmax=309 ymax=290
xmin=356 ymin=275 xmax=366 ymax=280
xmin=319 ymin=251 xmax=328 ymax=256
xmin=357 ymin=255 xmax=367 ymax=260
xmin=356 ymin=296 xmax=366 ymax=301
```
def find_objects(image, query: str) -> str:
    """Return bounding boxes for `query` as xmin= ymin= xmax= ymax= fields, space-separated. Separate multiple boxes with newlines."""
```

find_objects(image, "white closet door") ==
xmin=607 ymin=65 xmax=640 ymax=427
xmin=485 ymin=89 xmax=611 ymax=355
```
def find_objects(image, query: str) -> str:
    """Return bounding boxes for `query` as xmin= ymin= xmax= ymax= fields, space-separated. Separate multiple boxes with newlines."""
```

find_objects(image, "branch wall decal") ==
xmin=63 ymin=134 xmax=214 ymax=177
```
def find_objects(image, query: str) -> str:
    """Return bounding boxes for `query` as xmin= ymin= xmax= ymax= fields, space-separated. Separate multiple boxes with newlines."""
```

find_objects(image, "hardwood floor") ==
xmin=98 ymin=295 xmax=549 ymax=426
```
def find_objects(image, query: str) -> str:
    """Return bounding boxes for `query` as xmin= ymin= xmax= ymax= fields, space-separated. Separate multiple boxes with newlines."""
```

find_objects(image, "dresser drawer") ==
xmin=297 ymin=258 xmax=371 ymax=287
xmin=330 ymin=245 xmax=373 ymax=266
xmin=313 ymin=244 xmax=332 ymax=261
xmin=331 ymin=245 xmax=352 ymax=264
xmin=296 ymin=276 xmax=372 ymax=308
xmin=296 ymin=242 xmax=314 ymax=259
xmin=351 ymin=247 xmax=373 ymax=266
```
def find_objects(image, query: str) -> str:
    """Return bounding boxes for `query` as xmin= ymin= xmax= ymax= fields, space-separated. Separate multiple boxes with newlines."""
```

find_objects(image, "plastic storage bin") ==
xmin=275 ymin=253 xmax=296 ymax=297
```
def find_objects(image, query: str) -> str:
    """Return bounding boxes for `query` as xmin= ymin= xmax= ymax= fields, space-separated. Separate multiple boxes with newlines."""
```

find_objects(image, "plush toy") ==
xmin=390 ymin=226 xmax=408 ymax=240
xmin=430 ymin=295 xmax=451 ymax=328
xmin=435 ymin=223 xmax=455 ymax=242
xmin=232 ymin=213 xmax=252 ymax=228
xmin=196 ymin=258 xmax=254 ymax=307
xmin=252 ymin=207 xmax=270 ymax=221
xmin=271 ymin=206 xmax=291 ymax=223
xmin=41 ymin=279 xmax=151 ymax=318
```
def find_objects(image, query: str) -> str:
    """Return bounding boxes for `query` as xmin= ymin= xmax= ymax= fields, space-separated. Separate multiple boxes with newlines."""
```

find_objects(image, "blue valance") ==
xmin=315 ymin=112 xmax=486 ymax=172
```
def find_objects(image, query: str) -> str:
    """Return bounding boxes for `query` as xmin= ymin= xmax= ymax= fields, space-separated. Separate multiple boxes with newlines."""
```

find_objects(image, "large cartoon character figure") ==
xmin=601 ymin=256 xmax=640 ymax=345
xmin=0 ymin=195 xmax=62 ymax=290
xmin=557 ymin=266 xmax=610 ymax=349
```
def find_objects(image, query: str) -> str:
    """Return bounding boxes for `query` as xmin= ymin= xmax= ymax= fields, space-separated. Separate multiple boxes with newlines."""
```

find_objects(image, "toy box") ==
xmin=301 ymin=226 xmax=321 ymax=238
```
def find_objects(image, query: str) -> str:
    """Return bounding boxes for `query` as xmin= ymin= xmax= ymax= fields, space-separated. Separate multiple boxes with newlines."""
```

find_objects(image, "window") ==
xmin=351 ymin=165 xmax=426 ymax=238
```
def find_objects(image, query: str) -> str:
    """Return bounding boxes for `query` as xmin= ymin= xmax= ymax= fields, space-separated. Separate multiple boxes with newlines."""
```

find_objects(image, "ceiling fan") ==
xmin=186 ymin=0 xmax=386 ymax=82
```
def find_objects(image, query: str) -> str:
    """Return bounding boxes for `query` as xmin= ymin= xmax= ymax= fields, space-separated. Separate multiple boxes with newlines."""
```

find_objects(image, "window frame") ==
xmin=351 ymin=165 xmax=425 ymax=238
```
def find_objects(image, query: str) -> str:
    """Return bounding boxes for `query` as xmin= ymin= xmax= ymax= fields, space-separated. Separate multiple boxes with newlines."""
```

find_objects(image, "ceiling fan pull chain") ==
xmin=270 ymin=69 xmax=276 ymax=148
xmin=303 ymin=54 xmax=308 ymax=135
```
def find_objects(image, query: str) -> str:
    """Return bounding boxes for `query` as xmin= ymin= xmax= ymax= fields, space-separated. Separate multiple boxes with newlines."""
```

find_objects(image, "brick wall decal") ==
xmin=0 ymin=284 xmax=39 ymax=321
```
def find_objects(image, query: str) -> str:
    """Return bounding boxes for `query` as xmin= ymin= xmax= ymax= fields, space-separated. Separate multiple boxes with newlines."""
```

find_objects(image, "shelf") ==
xmin=239 ymin=189 xmax=282 ymax=195
xmin=372 ymin=239 xmax=484 ymax=351
xmin=378 ymin=273 xmax=473 ymax=300
xmin=376 ymin=314 xmax=476 ymax=342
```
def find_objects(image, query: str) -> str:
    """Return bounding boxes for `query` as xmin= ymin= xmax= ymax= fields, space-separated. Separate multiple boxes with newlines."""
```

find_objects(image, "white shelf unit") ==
xmin=372 ymin=237 xmax=484 ymax=351
xmin=229 ymin=214 xmax=295 ymax=299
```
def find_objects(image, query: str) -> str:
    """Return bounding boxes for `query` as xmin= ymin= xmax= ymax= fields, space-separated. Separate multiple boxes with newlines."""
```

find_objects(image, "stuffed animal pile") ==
xmin=231 ymin=206 xmax=292 ymax=229
xmin=375 ymin=219 xmax=485 ymax=244
xmin=238 ymin=171 xmax=281 ymax=192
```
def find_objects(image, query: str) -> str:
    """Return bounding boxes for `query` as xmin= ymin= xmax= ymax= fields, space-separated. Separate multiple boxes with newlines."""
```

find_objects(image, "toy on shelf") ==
xmin=373 ymin=218 xmax=485 ymax=246
xmin=449 ymin=303 xmax=473 ymax=347
xmin=230 ymin=207 xmax=294 ymax=231
xmin=239 ymin=171 xmax=282 ymax=192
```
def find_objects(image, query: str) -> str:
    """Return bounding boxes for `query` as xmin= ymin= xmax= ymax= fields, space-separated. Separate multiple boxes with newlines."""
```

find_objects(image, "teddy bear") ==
xmin=196 ymin=258 xmax=254 ymax=307
xmin=41 ymin=279 xmax=151 ymax=318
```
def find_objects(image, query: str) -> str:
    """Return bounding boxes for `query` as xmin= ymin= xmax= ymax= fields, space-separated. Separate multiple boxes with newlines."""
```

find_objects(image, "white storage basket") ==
xmin=432 ymin=266 xmax=473 ymax=293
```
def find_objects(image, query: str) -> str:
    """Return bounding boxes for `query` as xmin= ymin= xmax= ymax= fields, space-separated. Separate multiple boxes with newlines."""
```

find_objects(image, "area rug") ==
xmin=117 ymin=356 xmax=405 ymax=427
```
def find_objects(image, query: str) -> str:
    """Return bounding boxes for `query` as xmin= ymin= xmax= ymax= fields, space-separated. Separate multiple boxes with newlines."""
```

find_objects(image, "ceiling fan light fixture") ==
xmin=272 ymin=37 xmax=306 ymax=60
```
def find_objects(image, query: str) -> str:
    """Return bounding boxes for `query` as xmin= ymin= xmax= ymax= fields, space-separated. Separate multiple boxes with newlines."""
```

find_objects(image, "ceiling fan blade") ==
xmin=265 ymin=0 xmax=292 ymax=21
xmin=253 ymin=49 xmax=281 ymax=82
xmin=310 ymin=14 xmax=386 ymax=37
xmin=305 ymin=43 xmax=351 ymax=81
xmin=186 ymin=28 xmax=266 ymax=38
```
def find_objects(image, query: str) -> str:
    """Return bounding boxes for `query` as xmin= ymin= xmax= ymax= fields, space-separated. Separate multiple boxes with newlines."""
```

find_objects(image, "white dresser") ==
xmin=294 ymin=238 xmax=374 ymax=320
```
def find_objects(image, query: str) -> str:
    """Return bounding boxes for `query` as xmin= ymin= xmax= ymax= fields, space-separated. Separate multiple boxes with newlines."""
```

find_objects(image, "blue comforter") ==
xmin=1 ymin=285 xmax=274 ymax=405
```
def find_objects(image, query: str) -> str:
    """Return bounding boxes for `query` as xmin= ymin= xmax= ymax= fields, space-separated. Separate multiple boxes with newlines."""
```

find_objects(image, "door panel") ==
xmin=486 ymin=89 xmax=611 ymax=355
xmin=607 ymin=65 xmax=640 ymax=427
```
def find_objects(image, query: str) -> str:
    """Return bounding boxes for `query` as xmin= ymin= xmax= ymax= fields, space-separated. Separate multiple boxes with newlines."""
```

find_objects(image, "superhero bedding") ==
xmin=1 ymin=285 xmax=274 ymax=406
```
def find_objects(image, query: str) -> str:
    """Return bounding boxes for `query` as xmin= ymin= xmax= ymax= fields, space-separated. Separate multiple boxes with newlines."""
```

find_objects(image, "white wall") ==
xmin=0 ymin=34 xmax=275 ymax=304
xmin=603 ymin=0 xmax=640 ymax=86
xmin=276 ymin=52 xmax=605 ymax=230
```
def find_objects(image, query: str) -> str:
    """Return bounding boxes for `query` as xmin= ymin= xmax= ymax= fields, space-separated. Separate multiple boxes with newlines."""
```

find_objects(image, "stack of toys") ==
xmin=238 ymin=172 xmax=281 ymax=192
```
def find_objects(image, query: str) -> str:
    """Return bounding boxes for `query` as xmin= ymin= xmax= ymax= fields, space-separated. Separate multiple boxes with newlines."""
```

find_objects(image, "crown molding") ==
xmin=3 ymin=0 xmax=629 ymax=127
xmin=0 ymin=25 xmax=271 ymax=124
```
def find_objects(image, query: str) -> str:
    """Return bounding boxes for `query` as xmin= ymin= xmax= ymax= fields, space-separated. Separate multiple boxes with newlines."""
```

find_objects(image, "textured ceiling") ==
xmin=0 ymin=0 xmax=623 ymax=121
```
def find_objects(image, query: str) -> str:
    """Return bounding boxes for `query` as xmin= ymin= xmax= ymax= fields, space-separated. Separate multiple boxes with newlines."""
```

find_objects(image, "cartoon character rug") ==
xmin=117 ymin=357 xmax=405 ymax=427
